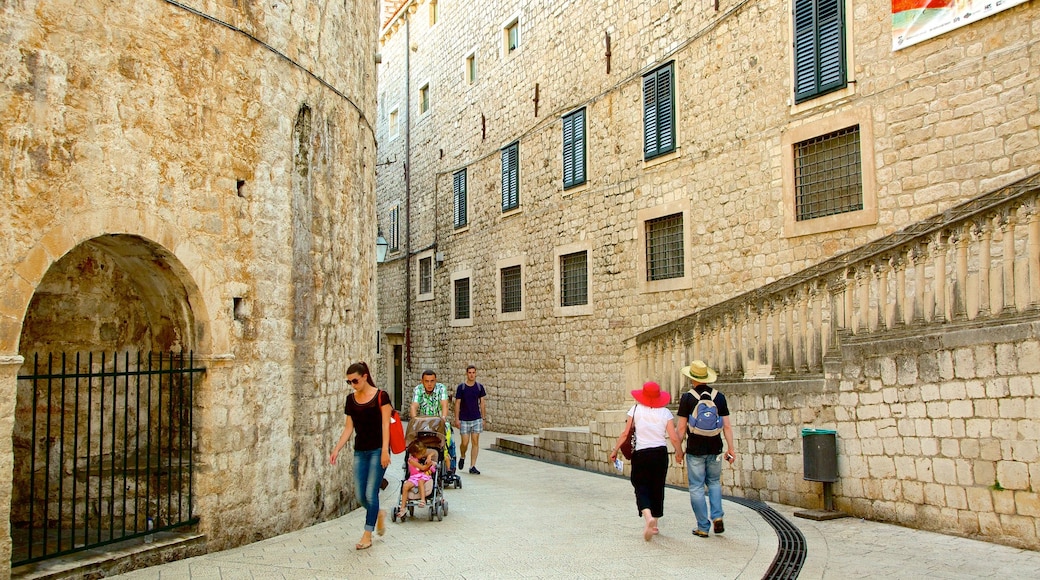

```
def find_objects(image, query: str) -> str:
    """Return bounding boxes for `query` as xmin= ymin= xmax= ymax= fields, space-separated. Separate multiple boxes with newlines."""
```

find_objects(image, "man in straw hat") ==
xmin=675 ymin=360 xmax=735 ymax=538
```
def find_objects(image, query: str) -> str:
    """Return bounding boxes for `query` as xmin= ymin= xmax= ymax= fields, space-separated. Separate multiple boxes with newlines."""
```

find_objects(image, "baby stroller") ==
xmin=440 ymin=423 xmax=462 ymax=489
xmin=391 ymin=416 xmax=449 ymax=522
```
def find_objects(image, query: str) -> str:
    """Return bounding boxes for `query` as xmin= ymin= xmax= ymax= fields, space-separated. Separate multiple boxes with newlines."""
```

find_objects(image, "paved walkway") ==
xmin=113 ymin=432 xmax=1040 ymax=579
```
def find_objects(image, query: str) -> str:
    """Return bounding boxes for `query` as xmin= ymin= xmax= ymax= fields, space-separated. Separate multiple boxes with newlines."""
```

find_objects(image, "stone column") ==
xmin=0 ymin=355 xmax=24 ymax=577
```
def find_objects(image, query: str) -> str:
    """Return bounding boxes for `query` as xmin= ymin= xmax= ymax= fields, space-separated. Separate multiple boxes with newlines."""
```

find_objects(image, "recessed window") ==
xmin=389 ymin=107 xmax=399 ymax=139
xmin=454 ymin=277 xmax=471 ymax=320
xmin=465 ymin=53 xmax=477 ymax=84
xmin=645 ymin=213 xmax=684 ymax=282
xmin=420 ymin=257 xmax=433 ymax=295
xmin=793 ymin=0 xmax=847 ymax=104
xmin=429 ymin=1 xmax=437 ymax=26
xmin=389 ymin=205 xmax=400 ymax=252
xmin=560 ymin=251 xmax=588 ymax=307
xmin=562 ymin=108 xmax=586 ymax=189
xmin=643 ymin=62 xmax=675 ymax=160
xmin=419 ymin=84 xmax=430 ymax=115
xmin=501 ymin=141 xmax=519 ymax=212
xmin=795 ymin=125 xmax=862 ymax=221
xmin=500 ymin=265 xmax=522 ymax=314
xmin=503 ymin=17 xmax=520 ymax=56
xmin=453 ymin=169 xmax=468 ymax=229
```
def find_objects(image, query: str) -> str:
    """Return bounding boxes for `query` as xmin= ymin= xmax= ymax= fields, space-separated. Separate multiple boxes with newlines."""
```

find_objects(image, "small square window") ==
xmin=419 ymin=84 xmax=430 ymax=115
xmin=645 ymin=213 xmax=684 ymax=282
xmin=503 ymin=18 xmax=520 ymax=55
xmin=466 ymin=54 xmax=477 ymax=84
xmin=795 ymin=125 xmax=862 ymax=221
xmin=389 ymin=108 xmax=399 ymax=139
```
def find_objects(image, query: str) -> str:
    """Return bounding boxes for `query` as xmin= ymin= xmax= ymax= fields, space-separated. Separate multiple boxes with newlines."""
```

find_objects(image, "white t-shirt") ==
xmin=628 ymin=404 xmax=674 ymax=451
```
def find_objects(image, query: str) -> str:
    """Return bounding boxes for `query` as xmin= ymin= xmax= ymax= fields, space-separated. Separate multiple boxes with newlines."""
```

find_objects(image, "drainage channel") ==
xmin=725 ymin=495 xmax=806 ymax=580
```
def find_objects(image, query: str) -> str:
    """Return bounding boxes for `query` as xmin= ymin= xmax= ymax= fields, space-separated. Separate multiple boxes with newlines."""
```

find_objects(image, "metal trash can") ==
xmin=801 ymin=428 xmax=837 ymax=483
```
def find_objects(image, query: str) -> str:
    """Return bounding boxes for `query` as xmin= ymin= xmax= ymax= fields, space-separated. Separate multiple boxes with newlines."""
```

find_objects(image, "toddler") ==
xmin=397 ymin=440 xmax=437 ymax=517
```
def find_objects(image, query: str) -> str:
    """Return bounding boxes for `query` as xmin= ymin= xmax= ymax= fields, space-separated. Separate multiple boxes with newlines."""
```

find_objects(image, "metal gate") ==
xmin=12 ymin=351 xmax=203 ymax=567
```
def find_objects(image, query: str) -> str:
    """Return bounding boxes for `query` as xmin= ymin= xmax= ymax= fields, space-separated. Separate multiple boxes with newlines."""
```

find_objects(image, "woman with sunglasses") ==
xmin=330 ymin=361 xmax=392 ymax=550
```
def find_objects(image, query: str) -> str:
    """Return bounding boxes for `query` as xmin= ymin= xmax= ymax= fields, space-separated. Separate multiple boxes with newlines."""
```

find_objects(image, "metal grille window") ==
xmin=501 ymin=142 xmax=519 ymax=212
xmin=419 ymin=257 xmax=433 ymax=295
xmin=454 ymin=277 xmax=471 ymax=320
xmin=389 ymin=206 xmax=400 ymax=251
xmin=646 ymin=213 xmax=684 ymax=281
xmin=643 ymin=62 xmax=675 ymax=160
xmin=500 ymin=265 xmax=522 ymax=313
xmin=793 ymin=0 xmax=846 ymax=103
xmin=453 ymin=169 xmax=467 ymax=228
xmin=563 ymin=108 xmax=586 ymax=189
xmin=795 ymin=125 xmax=862 ymax=221
xmin=560 ymin=251 xmax=588 ymax=307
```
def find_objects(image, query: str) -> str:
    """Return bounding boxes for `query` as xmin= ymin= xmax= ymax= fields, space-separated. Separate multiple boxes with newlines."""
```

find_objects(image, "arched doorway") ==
xmin=12 ymin=235 xmax=203 ymax=566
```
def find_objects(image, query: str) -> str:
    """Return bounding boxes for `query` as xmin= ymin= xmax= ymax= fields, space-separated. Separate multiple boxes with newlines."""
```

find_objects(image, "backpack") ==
xmin=688 ymin=389 xmax=723 ymax=437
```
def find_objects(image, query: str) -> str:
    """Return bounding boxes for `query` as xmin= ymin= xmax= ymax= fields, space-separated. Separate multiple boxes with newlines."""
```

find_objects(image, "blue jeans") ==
xmin=353 ymin=449 xmax=388 ymax=532
xmin=686 ymin=453 xmax=723 ymax=532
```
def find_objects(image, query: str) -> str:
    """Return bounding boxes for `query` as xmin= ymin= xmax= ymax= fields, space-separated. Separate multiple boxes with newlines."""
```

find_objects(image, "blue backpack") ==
xmin=689 ymin=389 xmax=723 ymax=437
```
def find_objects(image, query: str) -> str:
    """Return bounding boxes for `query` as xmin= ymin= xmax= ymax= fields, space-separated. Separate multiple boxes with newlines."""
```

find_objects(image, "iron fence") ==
xmin=12 ymin=351 xmax=203 ymax=567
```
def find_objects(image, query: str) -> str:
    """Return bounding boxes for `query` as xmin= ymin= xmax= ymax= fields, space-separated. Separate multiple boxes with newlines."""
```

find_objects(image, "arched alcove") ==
xmin=11 ymin=234 xmax=202 ymax=565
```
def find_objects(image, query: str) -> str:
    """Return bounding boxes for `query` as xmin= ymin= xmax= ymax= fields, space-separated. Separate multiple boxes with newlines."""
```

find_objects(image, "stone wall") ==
xmin=1 ymin=0 xmax=378 ymax=572
xmin=373 ymin=0 xmax=1040 ymax=434
xmin=504 ymin=316 xmax=1040 ymax=549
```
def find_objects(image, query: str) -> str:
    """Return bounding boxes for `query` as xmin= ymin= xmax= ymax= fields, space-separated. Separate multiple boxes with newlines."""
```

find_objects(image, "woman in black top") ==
xmin=330 ymin=361 xmax=391 ymax=550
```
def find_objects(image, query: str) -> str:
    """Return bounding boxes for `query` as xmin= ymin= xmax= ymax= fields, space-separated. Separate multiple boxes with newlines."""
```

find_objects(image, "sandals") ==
xmin=355 ymin=539 xmax=372 ymax=550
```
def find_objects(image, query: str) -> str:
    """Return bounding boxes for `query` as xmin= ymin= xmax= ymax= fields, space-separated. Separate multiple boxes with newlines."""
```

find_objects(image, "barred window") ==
xmin=454 ymin=277 xmax=471 ymax=320
xmin=560 ymin=251 xmax=588 ymax=307
xmin=645 ymin=213 xmax=684 ymax=281
xmin=419 ymin=257 xmax=433 ymax=295
xmin=500 ymin=265 xmax=522 ymax=313
xmin=795 ymin=125 xmax=862 ymax=221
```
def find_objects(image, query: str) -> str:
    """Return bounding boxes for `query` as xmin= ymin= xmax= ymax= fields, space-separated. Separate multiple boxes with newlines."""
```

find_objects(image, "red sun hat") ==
xmin=631 ymin=381 xmax=671 ymax=408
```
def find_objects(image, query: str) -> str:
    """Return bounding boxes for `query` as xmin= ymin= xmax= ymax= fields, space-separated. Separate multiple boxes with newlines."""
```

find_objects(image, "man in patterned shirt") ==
xmin=410 ymin=369 xmax=449 ymax=420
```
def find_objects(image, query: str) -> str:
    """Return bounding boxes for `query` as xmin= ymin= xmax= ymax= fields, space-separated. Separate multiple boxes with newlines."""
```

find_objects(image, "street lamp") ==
xmin=376 ymin=231 xmax=389 ymax=263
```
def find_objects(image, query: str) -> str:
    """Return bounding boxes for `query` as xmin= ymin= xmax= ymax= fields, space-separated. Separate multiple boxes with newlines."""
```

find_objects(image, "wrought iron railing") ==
xmin=12 ymin=351 xmax=203 ymax=567
xmin=629 ymin=172 xmax=1040 ymax=401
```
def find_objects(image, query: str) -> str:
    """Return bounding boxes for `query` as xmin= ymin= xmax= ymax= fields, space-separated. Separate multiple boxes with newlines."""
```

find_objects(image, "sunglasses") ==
xmin=347 ymin=378 xmax=361 ymax=385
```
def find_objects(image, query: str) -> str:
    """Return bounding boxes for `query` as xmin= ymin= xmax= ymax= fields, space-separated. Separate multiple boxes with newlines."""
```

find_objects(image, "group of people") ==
xmin=328 ymin=363 xmax=488 ymax=550
xmin=608 ymin=360 xmax=735 ymax=541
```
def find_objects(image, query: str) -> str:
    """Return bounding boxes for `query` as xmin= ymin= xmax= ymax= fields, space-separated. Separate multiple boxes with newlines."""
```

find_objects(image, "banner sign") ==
xmin=892 ymin=0 xmax=1029 ymax=50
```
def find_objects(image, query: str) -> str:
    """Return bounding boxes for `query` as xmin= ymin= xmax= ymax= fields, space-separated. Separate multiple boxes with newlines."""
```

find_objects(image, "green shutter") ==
xmin=501 ymin=142 xmax=519 ymax=211
xmin=453 ymin=169 xmax=467 ymax=228
xmin=563 ymin=108 xmax=586 ymax=188
xmin=643 ymin=63 xmax=675 ymax=160
xmin=793 ymin=0 xmax=845 ymax=103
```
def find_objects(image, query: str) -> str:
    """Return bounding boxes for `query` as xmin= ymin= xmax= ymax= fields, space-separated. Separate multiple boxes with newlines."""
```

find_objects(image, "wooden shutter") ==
xmin=453 ymin=169 xmax=467 ymax=228
xmin=563 ymin=109 xmax=586 ymax=188
xmin=793 ymin=0 xmax=845 ymax=103
xmin=501 ymin=142 xmax=519 ymax=211
xmin=643 ymin=64 xmax=674 ymax=159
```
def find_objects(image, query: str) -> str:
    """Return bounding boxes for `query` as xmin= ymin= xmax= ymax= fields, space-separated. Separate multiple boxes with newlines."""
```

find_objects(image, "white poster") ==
xmin=892 ymin=0 xmax=1030 ymax=51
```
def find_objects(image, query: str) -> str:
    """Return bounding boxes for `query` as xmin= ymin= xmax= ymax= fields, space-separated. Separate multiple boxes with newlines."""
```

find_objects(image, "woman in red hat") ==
xmin=609 ymin=381 xmax=682 ymax=541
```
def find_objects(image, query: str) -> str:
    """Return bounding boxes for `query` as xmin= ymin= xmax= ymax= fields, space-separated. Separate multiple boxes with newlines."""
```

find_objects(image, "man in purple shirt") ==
xmin=453 ymin=365 xmax=488 ymax=474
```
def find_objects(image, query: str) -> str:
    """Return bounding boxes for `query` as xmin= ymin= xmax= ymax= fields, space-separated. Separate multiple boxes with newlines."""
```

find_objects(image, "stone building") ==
xmin=375 ymin=0 xmax=1040 ymax=548
xmin=1 ymin=0 xmax=378 ymax=575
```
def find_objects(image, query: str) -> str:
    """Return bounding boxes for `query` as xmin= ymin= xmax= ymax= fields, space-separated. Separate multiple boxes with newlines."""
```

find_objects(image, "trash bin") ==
xmin=801 ymin=428 xmax=837 ymax=483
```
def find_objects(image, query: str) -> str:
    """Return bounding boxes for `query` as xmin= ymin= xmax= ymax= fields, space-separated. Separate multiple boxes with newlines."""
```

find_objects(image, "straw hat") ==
xmin=681 ymin=360 xmax=717 ymax=384
xmin=631 ymin=381 xmax=671 ymax=408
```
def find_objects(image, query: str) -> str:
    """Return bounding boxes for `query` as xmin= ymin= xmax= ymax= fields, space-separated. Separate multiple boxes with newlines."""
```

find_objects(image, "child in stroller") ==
xmin=391 ymin=416 xmax=449 ymax=522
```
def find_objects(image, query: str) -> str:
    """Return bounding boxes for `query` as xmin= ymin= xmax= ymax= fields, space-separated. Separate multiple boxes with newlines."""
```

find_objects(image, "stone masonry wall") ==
xmin=1 ymin=0 xmax=378 ymax=570
xmin=374 ymin=0 xmax=1040 ymax=435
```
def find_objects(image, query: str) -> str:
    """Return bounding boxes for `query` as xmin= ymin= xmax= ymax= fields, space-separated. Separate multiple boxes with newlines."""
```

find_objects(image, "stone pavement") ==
xmin=112 ymin=432 xmax=1040 ymax=579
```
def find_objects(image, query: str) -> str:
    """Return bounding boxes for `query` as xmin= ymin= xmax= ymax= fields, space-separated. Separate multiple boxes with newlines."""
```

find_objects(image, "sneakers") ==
xmin=692 ymin=529 xmax=709 ymax=538
xmin=713 ymin=518 xmax=725 ymax=534
xmin=469 ymin=466 xmax=480 ymax=474
xmin=458 ymin=458 xmax=465 ymax=470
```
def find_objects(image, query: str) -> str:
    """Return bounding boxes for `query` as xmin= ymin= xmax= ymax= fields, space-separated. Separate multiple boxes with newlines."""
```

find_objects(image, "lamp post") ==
xmin=376 ymin=231 xmax=389 ymax=263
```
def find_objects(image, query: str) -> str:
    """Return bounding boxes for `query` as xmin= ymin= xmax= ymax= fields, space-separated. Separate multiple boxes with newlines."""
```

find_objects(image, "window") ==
xmin=562 ymin=108 xmax=586 ymax=189
xmin=500 ymin=265 xmax=522 ymax=313
xmin=501 ymin=141 xmax=519 ymax=212
xmin=781 ymin=107 xmax=877 ymax=237
xmin=454 ymin=277 xmax=471 ymax=320
xmin=643 ymin=63 xmax=675 ymax=161
xmin=420 ymin=256 xmax=433 ymax=295
xmin=560 ymin=251 xmax=588 ymax=307
xmin=504 ymin=19 xmax=519 ymax=54
xmin=416 ymin=250 xmax=434 ymax=301
xmin=465 ymin=53 xmax=477 ymax=84
xmin=645 ymin=213 xmax=684 ymax=281
xmin=795 ymin=125 xmax=862 ymax=221
xmin=389 ymin=206 xmax=400 ymax=251
xmin=389 ymin=107 xmax=399 ymax=139
xmin=419 ymin=83 xmax=430 ymax=115
xmin=793 ymin=0 xmax=846 ymax=104
xmin=453 ymin=169 xmax=468 ymax=229
xmin=429 ymin=1 xmax=437 ymax=26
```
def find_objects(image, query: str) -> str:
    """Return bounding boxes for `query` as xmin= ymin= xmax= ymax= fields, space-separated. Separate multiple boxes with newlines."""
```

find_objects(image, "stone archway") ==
xmin=11 ymin=234 xmax=204 ymax=565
